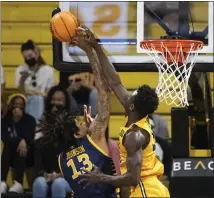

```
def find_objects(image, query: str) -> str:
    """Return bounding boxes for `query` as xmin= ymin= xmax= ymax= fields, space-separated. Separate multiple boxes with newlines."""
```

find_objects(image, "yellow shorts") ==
xmin=131 ymin=176 xmax=170 ymax=198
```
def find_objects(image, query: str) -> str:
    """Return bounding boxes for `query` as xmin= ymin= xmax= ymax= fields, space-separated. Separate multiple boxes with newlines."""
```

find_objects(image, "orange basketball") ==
xmin=50 ymin=11 xmax=79 ymax=42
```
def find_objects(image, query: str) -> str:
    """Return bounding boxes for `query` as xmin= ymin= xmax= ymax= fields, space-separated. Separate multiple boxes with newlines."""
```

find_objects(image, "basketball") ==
xmin=50 ymin=11 xmax=79 ymax=42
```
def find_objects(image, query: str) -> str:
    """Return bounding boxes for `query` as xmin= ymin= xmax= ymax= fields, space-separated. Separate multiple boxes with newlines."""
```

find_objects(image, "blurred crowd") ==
xmin=0 ymin=40 xmax=101 ymax=197
xmin=1 ymin=38 xmax=208 ymax=198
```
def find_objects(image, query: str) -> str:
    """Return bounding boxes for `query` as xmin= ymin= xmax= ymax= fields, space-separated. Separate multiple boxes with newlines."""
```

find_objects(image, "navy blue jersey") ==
xmin=58 ymin=135 xmax=117 ymax=198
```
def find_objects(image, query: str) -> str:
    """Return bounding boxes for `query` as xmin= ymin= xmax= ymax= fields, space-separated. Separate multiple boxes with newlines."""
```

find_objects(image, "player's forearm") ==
xmin=120 ymin=186 xmax=131 ymax=198
xmin=86 ymin=49 xmax=110 ymax=119
xmin=99 ymin=172 xmax=137 ymax=187
xmin=93 ymin=44 xmax=121 ymax=86
xmin=86 ymin=49 xmax=108 ymax=92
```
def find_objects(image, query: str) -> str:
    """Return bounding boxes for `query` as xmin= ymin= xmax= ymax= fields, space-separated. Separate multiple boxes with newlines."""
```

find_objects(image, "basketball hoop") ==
xmin=140 ymin=39 xmax=203 ymax=106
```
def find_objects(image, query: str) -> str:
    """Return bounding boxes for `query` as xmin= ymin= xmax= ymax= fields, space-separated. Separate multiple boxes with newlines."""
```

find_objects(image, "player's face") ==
xmin=127 ymin=90 xmax=137 ymax=111
xmin=51 ymin=91 xmax=66 ymax=111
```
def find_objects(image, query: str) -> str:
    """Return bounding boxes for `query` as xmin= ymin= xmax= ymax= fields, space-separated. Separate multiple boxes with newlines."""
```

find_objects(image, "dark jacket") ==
xmin=1 ymin=112 xmax=36 ymax=147
xmin=34 ymin=140 xmax=66 ymax=177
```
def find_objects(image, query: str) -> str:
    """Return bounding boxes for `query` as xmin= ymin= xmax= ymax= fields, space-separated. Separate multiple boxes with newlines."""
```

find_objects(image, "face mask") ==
xmin=25 ymin=58 xmax=37 ymax=67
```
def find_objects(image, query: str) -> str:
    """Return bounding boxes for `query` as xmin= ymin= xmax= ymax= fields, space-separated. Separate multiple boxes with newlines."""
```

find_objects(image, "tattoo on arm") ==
xmin=86 ymin=49 xmax=110 ymax=139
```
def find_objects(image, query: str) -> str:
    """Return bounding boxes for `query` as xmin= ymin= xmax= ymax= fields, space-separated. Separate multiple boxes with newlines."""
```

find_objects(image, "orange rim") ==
xmin=140 ymin=39 xmax=203 ymax=52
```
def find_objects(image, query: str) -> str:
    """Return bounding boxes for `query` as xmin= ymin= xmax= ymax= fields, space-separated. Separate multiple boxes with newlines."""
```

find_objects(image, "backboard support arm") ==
xmin=145 ymin=2 xmax=208 ymax=42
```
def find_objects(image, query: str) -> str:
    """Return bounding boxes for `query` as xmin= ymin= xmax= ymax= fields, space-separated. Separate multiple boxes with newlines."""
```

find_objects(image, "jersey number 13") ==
xmin=67 ymin=153 xmax=93 ymax=179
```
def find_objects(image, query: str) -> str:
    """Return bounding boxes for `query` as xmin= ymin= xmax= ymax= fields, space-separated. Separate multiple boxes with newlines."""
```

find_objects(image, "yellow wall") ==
xmin=1 ymin=1 xmax=213 ymax=189
xmin=2 ymin=2 xmax=214 ymax=139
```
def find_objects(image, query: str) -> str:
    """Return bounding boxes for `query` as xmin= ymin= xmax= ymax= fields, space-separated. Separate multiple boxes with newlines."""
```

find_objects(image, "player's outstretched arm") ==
xmin=79 ymin=129 xmax=149 ymax=188
xmin=79 ymin=26 xmax=130 ymax=109
xmin=86 ymin=49 xmax=111 ymax=139
xmin=71 ymin=31 xmax=110 ymax=139
xmin=93 ymin=43 xmax=129 ymax=109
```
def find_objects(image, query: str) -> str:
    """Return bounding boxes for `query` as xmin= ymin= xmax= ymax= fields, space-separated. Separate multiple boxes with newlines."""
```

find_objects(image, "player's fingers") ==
xmin=81 ymin=25 xmax=91 ymax=34
xmin=70 ymin=41 xmax=78 ymax=46
xmin=76 ymin=28 xmax=82 ymax=36
xmin=75 ymin=119 xmax=81 ymax=128
xmin=93 ymin=164 xmax=100 ymax=172
xmin=88 ymin=106 xmax=91 ymax=116
xmin=84 ymin=105 xmax=87 ymax=116
xmin=83 ymin=182 xmax=91 ymax=189
xmin=84 ymin=104 xmax=87 ymax=111
xmin=76 ymin=27 xmax=87 ymax=38
xmin=80 ymin=167 xmax=90 ymax=174
xmin=84 ymin=111 xmax=87 ymax=123
xmin=70 ymin=38 xmax=78 ymax=46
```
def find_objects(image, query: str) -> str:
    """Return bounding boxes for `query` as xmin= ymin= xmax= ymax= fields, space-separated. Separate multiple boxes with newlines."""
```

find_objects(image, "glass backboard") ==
xmin=137 ymin=1 xmax=213 ymax=63
xmin=56 ymin=1 xmax=213 ymax=72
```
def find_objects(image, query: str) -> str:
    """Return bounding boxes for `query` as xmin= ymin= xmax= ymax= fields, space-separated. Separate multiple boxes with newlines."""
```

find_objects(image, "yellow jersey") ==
xmin=119 ymin=116 xmax=164 ymax=178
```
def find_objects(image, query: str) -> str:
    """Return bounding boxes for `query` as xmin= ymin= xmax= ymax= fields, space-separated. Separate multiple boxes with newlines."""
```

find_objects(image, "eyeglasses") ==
xmin=31 ymin=76 xmax=37 ymax=87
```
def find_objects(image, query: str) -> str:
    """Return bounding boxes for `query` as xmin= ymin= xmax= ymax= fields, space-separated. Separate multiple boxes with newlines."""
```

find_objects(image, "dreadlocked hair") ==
xmin=36 ymin=109 xmax=79 ymax=150
xmin=134 ymin=84 xmax=159 ymax=118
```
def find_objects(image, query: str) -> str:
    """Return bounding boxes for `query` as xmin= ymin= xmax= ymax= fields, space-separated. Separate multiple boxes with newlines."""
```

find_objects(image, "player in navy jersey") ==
xmin=38 ymin=29 xmax=117 ymax=198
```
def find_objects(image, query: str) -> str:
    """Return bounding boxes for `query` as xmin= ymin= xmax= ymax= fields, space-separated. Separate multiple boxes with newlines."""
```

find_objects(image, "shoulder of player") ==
xmin=125 ymin=126 xmax=150 ymax=149
xmin=124 ymin=128 xmax=147 ymax=150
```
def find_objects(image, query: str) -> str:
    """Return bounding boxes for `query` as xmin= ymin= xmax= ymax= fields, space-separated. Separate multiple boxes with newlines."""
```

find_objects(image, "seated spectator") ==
xmin=33 ymin=86 xmax=72 ymax=198
xmin=67 ymin=73 xmax=98 ymax=117
xmin=1 ymin=93 xmax=36 ymax=193
xmin=1 ymin=65 xmax=6 ymax=117
xmin=15 ymin=40 xmax=55 ymax=123
xmin=1 ymin=64 xmax=5 ymax=97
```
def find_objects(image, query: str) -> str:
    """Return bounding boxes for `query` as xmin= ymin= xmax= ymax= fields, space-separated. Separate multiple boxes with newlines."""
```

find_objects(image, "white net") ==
xmin=142 ymin=40 xmax=203 ymax=106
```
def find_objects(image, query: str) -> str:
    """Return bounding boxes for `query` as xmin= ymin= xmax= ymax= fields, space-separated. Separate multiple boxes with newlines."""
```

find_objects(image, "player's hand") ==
xmin=71 ymin=26 xmax=98 ymax=52
xmin=84 ymin=105 xmax=94 ymax=128
xmin=78 ymin=25 xmax=98 ymax=47
xmin=120 ymin=186 xmax=131 ymax=198
xmin=71 ymin=28 xmax=92 ymax=52
xmin=79 ymin=165 xmax=102 ymax=188
xmin=74 ymin=120 xmax=88 ymax=139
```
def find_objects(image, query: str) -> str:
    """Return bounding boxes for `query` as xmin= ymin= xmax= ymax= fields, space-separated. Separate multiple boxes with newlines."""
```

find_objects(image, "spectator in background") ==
xmin=188 ymin=72 xmax=210 ymax=149
xmin=1 ymin=65 xmax=5 ymax=96
xmin=67 ymin=73 xmax=98 ymax=117
xmin=15 ymin=40 xmax=55 ymax=123
xmin=1 ymin=65 xmax=6 ymax=116
xmin=149 ymin=114 xmax=169 ymax=140
xmin=149 ymin=114 xmax=172 ymax=187
xmin=33 ymin=86 xmax=72 ymax=198
xmin=1 ymin=94 xmax=36 ymax=194
xmin=106 ymin=131 xmax=121 ymax=176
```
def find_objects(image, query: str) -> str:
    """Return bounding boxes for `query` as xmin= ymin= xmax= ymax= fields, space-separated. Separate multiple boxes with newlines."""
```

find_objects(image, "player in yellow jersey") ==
xmin=77 ymin=26 xmax=170 ymax=198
